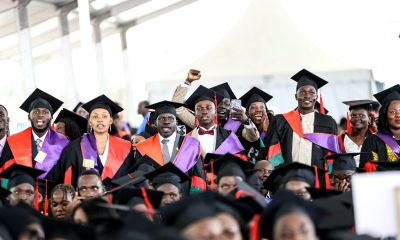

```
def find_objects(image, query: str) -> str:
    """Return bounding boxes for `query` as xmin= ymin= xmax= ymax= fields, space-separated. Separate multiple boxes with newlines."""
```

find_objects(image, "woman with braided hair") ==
xmin=49 ymin=184 xmax=75 ymax=220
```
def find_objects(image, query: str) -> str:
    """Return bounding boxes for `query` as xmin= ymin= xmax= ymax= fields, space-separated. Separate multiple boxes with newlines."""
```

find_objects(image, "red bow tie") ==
xmin=198 ymin=128 xmax=215 ymax=135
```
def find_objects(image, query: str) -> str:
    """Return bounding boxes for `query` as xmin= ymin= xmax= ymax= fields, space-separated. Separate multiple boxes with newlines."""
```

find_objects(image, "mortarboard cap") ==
xmin=371 ymin=161 xmax=400 ymax=171
xmin=144 ymin=162 xmax=189 ymax=190
xmin=239 ymin=87 xmax=273 ymax=110
xmin=325 ymin=153 xmax=359 ymax=171
xmin=373 ymin=84 xmax=400 ymax=105
xmin=204 ymin=153 xmax=254 ymax=181
xmin=291 ymin=69 xmax=328 ymax=91
xmin=54 ymin=108 xmax=88 ymax=135
xmin=0 ymin=164 xmax=45 ymax=189
xmin=343 ymin=99 xmax=380 ymax=111
xmin=20 ymin=88 xmax=63 ymax=114
xmin=306 ymin=187 xmax=342 ymax=200
xmin=259 ymin=189 xmax=325 ymax=239
xmin=113 ymin=187 xmax=163 ymax=209
xmin=263 ymin=162 xmax=326 ymax=193
xmin=229 ymin=179 xmax=267 ymax=212
xmin=145 ymin=100 xmax=184 ymax=118
xmin=210 ymin=82 xmax=236 ymax=100
xmin=184 ymin=85 xmax=224 ymax=111
xmin=72 ymin=101 xmax=84 ymax=113
xmin=81 ymin=94 xmax=123 ymax=116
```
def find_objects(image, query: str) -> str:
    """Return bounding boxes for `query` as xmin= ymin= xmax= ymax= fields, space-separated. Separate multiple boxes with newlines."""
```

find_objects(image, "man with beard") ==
xmin=264 ymin=69 xmax=337 ymax=168
xmin=0 ymin=105 xmax=10 ymax=156
xmin=135 ymin=101 xmax=205 ymax=193
xmin=0 ymin=89 xmax=69 ymax=178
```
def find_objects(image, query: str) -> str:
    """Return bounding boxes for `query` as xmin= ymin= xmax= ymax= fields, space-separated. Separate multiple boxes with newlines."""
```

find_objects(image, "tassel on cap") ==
xmin=249 ymin=214 xmax=261 ymax=240
xmin=141 ymin=187 xmax=155 ymax=221
xmin=34 ymin=178 xmax=39 ymax=211
xmin=319 ymin=90 xmax=325 ymax=114
xmin=346 ymin=112 xmax=352 ymax=135
xmin=44 ymin=179 xmax=49 ymax=215
xmin=213 ymin=94 xmax=218 ymax=125
xmin=313 ymin=165 xmax=320 ymax=189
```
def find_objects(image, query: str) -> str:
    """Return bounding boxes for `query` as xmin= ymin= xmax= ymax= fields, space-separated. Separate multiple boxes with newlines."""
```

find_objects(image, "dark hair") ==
xmin=50 ymin=184 xmax=75 ymax=200
xmin=0 ymin=104 xmax=8 ymax=114
xmin=59 ymin=118 xmax=82 ymax=141
xmin=72 ymin=197 xmax=119 ymax=225
xmin=140 ymin=100 xmax=150 ymax=106
xmin=377 ymin=101 xmax=391 ymax=133
xmin=80 ymin=169 xmax=101 ymax=178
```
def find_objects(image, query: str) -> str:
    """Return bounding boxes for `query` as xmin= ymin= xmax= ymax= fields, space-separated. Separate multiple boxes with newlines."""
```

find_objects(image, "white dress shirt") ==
xmin=158 ymin=132 xmax=177 ymax=158
xmin=197 ymin=126 xmax=217 ymax=155
xmin=292 ymin=112 xmax=314 ymax=166
xmin=32 ymin=130 xmax=48 ymax=150
xmin=0 ymin=136 xmax=6 ymax=156
xmin=99 ymin=136 xmax=110 ymax=167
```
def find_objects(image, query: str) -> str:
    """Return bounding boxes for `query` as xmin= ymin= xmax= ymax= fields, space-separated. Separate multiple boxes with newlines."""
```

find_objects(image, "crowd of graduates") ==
xmin=0 ymin=68 xmax=399 ymax=240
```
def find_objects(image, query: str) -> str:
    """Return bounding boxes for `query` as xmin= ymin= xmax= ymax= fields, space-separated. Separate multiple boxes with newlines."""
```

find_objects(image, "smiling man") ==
xmin=135 ymin=101 xmax=205 ymax=194
xmin=264 ymin=69 xmax=337 ymax=168
xmin=0 ymin=89 xmax=69 ymax=178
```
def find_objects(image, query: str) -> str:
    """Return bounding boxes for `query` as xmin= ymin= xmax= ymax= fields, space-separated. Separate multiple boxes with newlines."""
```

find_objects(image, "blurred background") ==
xmin=0 ymin=0 xmax=399 ymax=133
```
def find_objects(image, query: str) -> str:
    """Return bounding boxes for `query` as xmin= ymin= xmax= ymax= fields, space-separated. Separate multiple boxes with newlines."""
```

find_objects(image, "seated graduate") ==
xmin=48 ymin=95 xmax=135 ymax=187
xmin=0 ymin=164 xmax=44 ymax=208
xmin=145 ymin=162 xmax=190 ymax=206
xmin=264 ymin=69 xmax=338 ymax=168
xmin=263 ymin=162 xmax=327 ymax=201
xmin=0 ymin=88 xmax=69 ymax=179
xmin=54 ymin=108 xmax=88 ymax=141
xmin=360 ymin=84 xmax=400 ymax=171
xmin=204 ymin=153 xmax=254 ymax=196
xmin=326 ymin=153 xmax=360 ymax=192
xmin=259 ymin=189 xmax=325 ymax=240
xmin=135 ymin=101 xmax=206 ymax=193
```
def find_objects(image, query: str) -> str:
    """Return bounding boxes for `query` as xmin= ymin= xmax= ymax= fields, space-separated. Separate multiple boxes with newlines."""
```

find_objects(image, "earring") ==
xmin=89 ymin=125 xmax=93 ymax=133
xmin=109 ymin=125 xmax=112 ymax=132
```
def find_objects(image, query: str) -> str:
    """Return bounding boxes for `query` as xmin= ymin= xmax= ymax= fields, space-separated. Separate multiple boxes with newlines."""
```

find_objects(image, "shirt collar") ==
xmin=158 ymin=131 xmax=177 ymax=142
xmin=198 ymin=125 xmax=216 ymax=131
xmin=32 ymin=129 xmax=49 ymax=142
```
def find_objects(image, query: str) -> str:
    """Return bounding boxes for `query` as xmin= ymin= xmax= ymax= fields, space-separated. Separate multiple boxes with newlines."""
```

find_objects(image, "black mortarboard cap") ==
xmin=54 ymin=108 xmax=88 ymax=135
xmin=113 ymin=187 xmax=163 ymax=209
xmin=325 ymin=153 xmax=359 ymax=171
xmin=230 ymin=179 xmax=267 ymax=211
xmin=291 ymin=69 xmax=328 ymax=91
xmin=306 ymin=187 xmax=342 ymax=200
xmin=20 ymin=88 xmax=63 ymax=114
xmin=72 ymin=101 xmax=84 ymax=113
xmin=42 ymin=217 xmax=95 ymax=239
xmin=204 ymin=153 xmax=254 ymax=181
xmin=145 ymin=100 xmax=184 ymax=118
xmin=343 ymin=99 xmax=380 ymax=111
xmin=373 ymin=84 xmax=400 ymax=105
xmin=81 ymin=94 xmax=124 ymax=116
xmin=371 ymin=161 xmax=400 ymax=171
xmin=162 ymin=190 xmax=251 ymax=230
xmin=184 ymin=85 xmax=224 ymax=111
xmin=210 ymin=82 xmax=236 ymax=100
xmin=259 ymin=189 xmax=325 ymax=239
xmin=112 ymin=163 xmax=156 ymax=188
xmin=0 ymin=164 xmax=45 ymax=189
xmin=144 ymin=162 xmax=189 ymax=190
xmin=239 ymin=87 xmax=273 ymax=110
xmin=263 ymin=162 xmax=326 ymax=193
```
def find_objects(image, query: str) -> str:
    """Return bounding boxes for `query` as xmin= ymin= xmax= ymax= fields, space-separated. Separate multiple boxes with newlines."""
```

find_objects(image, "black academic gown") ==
xmin=235 ymin=125 xmax=266 ymax=163
xmin=48 ymin=136 xmax=135 ymax=187
xmin=134 ymin=134 xmax=205 ymax=195
xmin=360 ymin=134 xmax=400 ymax=168
xmin=264 ymin=112 xmax=338 ymax=168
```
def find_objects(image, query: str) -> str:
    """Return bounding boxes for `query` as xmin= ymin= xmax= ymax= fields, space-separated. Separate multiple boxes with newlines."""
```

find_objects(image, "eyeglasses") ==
xmin=388 ymin=109 xmax=400 ymax=116
xmin=255 ymin=169 xmax=274 ymax=175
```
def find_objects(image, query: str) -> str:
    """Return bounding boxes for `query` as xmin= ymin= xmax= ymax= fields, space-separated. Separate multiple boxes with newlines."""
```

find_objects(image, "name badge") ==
xmin=83 ymin=159 xmax=95 ymax=168
xmin=34 ymin=151 xmax=47 ymax=164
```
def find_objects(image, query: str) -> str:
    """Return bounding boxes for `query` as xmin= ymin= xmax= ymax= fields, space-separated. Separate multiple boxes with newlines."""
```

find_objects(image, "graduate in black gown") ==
xmin=360 ymin=84 xmax=400 ymax=171
xmin=48 ymin=95 xmax=135 ymax=187
xmin=264 ymin=69 xmax=338 ymax=168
